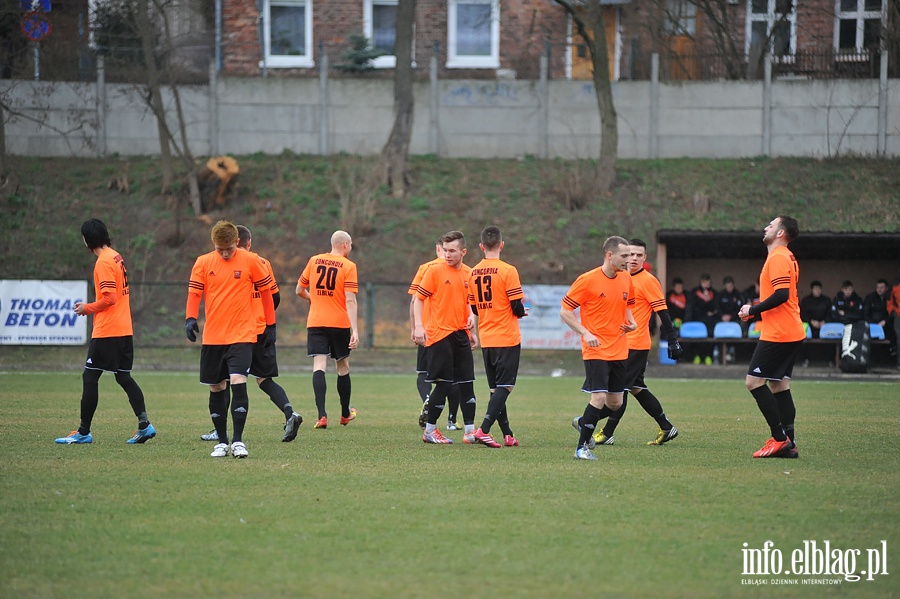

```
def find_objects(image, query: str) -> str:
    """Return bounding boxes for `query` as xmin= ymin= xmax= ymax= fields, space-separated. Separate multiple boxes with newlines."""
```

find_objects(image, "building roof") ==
xmin=656 ymin=230 xmax=900 ymax=260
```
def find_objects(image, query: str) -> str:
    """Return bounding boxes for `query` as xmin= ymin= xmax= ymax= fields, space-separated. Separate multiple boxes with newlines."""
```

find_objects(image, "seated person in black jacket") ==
xmin=800 ymin=280 xmax=831 ymax=338
xmin=831 ymin=280 xmax=864 ymax=324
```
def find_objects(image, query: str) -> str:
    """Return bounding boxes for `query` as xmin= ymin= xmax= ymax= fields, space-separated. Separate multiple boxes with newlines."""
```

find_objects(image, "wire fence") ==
xmin=126 ymin=281 xmax=414 ymax=350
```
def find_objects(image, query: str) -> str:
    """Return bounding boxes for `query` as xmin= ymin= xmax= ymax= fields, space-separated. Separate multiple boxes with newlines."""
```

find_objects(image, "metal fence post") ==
xmin=365 ymin=282 xmax=375 ymax=349
xmin=878 ymin=48 xmax=888 ymax=157
xmin=96 ymin=54 xmax=106 ymax=158
xmin=538 ymin=42 xmax=549 ymax=159
xmin=208 ymin=59 xmax=218 ymax=156
xmin=650 ymin=52 xmax=659 ymax=159
xmin=429 ymin=41 xmax=440 ymax=156
xmin=763 ymin=53 xmax=772 ymax=157
xmin=319 ymin=41 xmax=329 ymax=156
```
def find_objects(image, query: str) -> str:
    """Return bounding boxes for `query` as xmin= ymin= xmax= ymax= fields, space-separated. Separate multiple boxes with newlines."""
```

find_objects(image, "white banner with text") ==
xmin=0 ymin=280 xmax=88 ymax=345
xmin=520 ymin=285 xmax=580 ymax=350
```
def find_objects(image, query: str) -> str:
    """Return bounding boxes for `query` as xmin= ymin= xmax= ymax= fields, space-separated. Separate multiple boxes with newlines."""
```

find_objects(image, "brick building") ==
xmin=0 ymin=1 xmax=895 ymax=82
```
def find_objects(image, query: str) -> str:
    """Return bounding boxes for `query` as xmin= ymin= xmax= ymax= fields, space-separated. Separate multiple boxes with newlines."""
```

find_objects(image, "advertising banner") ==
xmin=519 ymin=284 xmax=580 ymax=350
xmin=0 ymin=280 xmax=87 ymax=345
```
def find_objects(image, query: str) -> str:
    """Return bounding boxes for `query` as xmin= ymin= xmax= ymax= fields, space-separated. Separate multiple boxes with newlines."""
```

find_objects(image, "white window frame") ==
xmin=364 ymin=0 xmax=399 ymax=68
xmin=744 ymin=0 xmax=797 ymax=60
xmin=264 ymin=0 xmax=314 ymax=69
xmin=833 ymin=0 xmax=886 ymax=55
xmin=447 ymin=0 xmax=500 ymax=69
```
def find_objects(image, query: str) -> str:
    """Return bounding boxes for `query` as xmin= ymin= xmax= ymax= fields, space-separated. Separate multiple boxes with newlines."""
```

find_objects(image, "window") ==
xmin=745 ymin=0 xmax=796 ymax=59
xmin=665 ymin=0 xmax=698 ymax=37
xmin=447 ymin=0 xmax=499 ymax=69
xmin=264 ymin=0 xmax=314 ymax=68
xmin=364 ymin=0 xmax=399 ymax=68
xmin=835 ymin=0 xmax=885 ymax=54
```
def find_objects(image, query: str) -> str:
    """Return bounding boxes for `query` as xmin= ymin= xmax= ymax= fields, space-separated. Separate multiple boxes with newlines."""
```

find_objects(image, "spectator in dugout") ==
xmin=686 ymin=273 xmax=718 ymax=365
xmin=666 ymin=277 xmax=687 ymax=332
xmin=799 ymin=280 xmax=832 ymax=367
xmin=831 ymin=280 xmax=864 ymax=324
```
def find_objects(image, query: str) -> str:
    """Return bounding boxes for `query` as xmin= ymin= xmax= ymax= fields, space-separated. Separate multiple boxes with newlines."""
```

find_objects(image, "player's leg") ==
xmin=422 ymin=337 xmax=453 ymax=443
xmin=746 ymin=341 xmax=794 ymax=458
xmin=333 ymin=327 xmax=355 ymax=424
xmin=224 ymin=343 xmax=253 ymax=456
xmin=56 ymin=367 xmax=102 ymax=442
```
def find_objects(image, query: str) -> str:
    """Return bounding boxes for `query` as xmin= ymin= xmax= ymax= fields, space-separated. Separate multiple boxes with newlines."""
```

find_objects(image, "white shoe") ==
xmin=231 ymin=441 xmax=248 ymax=459
xmin=210 ymin=442 xmax=229 ymax=457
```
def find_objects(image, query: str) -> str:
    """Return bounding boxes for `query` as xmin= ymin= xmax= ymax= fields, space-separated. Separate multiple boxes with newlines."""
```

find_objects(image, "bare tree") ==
xmin=555 ymin=0 xmax=617 ymax=192
xmin=380 ymin=0 xmax=416 ymax=199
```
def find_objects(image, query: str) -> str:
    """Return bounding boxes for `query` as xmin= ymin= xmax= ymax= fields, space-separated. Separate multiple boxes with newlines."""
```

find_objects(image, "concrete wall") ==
xmin=4 ymin=75 xmax=899 ymax=159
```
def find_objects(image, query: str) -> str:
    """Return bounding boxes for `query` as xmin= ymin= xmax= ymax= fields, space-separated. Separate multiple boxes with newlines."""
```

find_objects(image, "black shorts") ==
xmin=415 ymin=344 xmax=427 ymax=373
xmin=307 ymin=327 xmax=352 ymax=361
xmin=249 ymin=332 xmax=279 ymax=379
xmin=200 ymin=343 xmax=253 ymax=385
xmin=747 ymin=340 xmax=802 ymax=381
xmin=425 ymin=330 xmax=475 ymax=384
xmin=482 ymin=345 xmax=521 ymax=389
xmin=581 ymin=359 xmax=628 ymax=394
xmin=623 ymin=349 xmax=650 ymax=391
xmin=84 ymin=336 xmax=134 ymax=373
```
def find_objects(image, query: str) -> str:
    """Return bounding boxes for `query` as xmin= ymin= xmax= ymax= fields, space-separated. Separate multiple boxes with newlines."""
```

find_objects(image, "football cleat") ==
xmin=503 ymin=435 xmax=519 ymax=447
xmin=210 ymin=443 xmax=229 ymax=457
xmin=752 ymin=437 xmax=793 ymax=458
xmin=340 ymin=407 xmax=357 ymax=426
xmin=446 ymin=419 xmax=461 ymax=431
xmin=704 ymin=356 xmax=713 ymax=366
xmin=592 ymin=431 xmax=614 ymax=446
xmin=314 ymin=416 xmax=328 ymax=429
xmin=775 ymin=440 xmax=799 ymax=459
xmin=422 ymin=429 xmax=453 ymax=444
xmin=648 ymin=426 xmax=678 ymax=446
xmin=692 ymin=356 xmax=701 ymax=365
xmin=282 ymin=412 xmax=303 ymax=442
xmin=418 ymin=401 xmax=429 ymax=429
xmin=472 ymin=428 xmax=501 ymax=448
xmin=126 ymin=423 xmax=156 ymax=444
xmin=574 ymin=445 xmax=597 ymax=461
xmin=55 ymin=430 xmax=93 ymax=444
xmin=462 ymin=431 xmax=476 ymax=444
xmin=571 ymin=416 xmax=596 ymax=449
xmin=231 ymin=441 xmax=248 ymax=459
xmin=200 ymin=429 xmax=219 ymax=441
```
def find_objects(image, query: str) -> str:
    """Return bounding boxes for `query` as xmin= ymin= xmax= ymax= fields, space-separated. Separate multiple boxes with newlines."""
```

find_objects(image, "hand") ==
xmin=74 ymin=301 xmax=87 ymax=316
xmin=667 ymin=339 xmax=684 ymax=361
xmin=582 ymin=331 xmax=600 ymax=347
xmin=262 ymin=324 xmax=276 ymax=348
xmin=185 ymin=317 xmax=199 ymax=342
xmin=738 ymin=304 xmax=752 ymax=321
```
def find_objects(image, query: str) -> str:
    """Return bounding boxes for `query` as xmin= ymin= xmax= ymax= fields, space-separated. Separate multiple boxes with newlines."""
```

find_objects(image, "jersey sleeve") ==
xmin=416 ymin=265 xmax=436 ymax=300
xmin=506 ymin=266 xmax=524 ymax=301
xmin=188 ymin=256 xmax=205 ymax=298
xmin=769 ymin=253 xmax=794 ymax=290
xmin=561 ymin=274 xmax=587 ymax=311
xmin=409 ymin=263 xmax=428 ymax=296
xmin=298 ymin=258 xmax=312 ymax=288
xmin=344 ymin=261 xmax=359 ymax=294
xmin=645 ymin=276 xmax=667 ymax=312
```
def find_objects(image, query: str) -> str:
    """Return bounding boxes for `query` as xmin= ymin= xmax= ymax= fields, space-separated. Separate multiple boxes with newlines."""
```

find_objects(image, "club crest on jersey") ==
xmin=233 ymin=270 xmax=242 ymax=279
xmin=623 ymin=292 xmax=628 ymax=301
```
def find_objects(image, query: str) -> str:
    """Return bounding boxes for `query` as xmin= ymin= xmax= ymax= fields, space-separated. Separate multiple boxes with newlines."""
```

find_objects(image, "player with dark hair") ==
xmin=186 ymin=220 xmax=277 ymax=458
xmin=467 ymin=225 xmax=526 ymax=448
xmin=296 ymin=230 xmax=359 ymax=429
xmin=408 ymin=240 xmax=461 ymax=430
xmin=565 ymin=236 xmax=637 ymax=461
xmin=590 ymin=239 xmax=684 ymax=447
xmin=199 ymin=225 xmax=303 ymax=443
xmin=738 ymin=215 xmax=804 ymax=459
xmin=414 ymin=230 xmax=478 ymax=444
xmin=56 ymin=218 xmax=156 ymax=445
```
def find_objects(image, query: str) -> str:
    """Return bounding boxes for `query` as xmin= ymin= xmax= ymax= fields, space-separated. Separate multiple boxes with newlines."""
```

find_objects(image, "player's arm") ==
xmin=295 ymin=277 xmax=310 ymax=302
xmin=510 ymin=299 xmax=526 ymax=318
xmin=413 ymin=296 xmax=427 ymax=345
xmin=740 ymin=288 xmax=789 ymax=319
xmin=346 ymin=291 xmax=359 ymax=349
xmin=560 ymin=305 xmax=598 ymax=347
xmin=409 ymin=295 xmax=416 ymax=341
xmin=621 ymin=308 xmax=637 ymax=333
xmin=75 ymin=291 xmax=116 ymax=315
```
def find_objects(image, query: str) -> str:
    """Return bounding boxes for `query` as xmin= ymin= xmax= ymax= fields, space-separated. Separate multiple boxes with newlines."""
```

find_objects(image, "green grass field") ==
xmin=2 ymin=372 xmax=897 ymax=598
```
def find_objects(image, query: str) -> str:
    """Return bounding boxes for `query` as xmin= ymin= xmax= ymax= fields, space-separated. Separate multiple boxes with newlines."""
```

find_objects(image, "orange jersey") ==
xmin=468 ymin=258 xmax=524 ymax=347
xmin=416 ymin=261 xmax=473 ymax=346
xmin=561 ymin=267 xmax=635 ymax=361
xmin=627 ymin=268 xmax=667 ymax=351
xmin=298 ymin=253 xmax=358 ymax=328
xmin=188 ymin=249 xmax=273 ymax=345
xmin=409 ymin=257 xmax=444 ymax=326
xmin=246 ymin=250 xmax=279 ymax=335
xmin=88 ymin=247 xmax=133 ymax=338
xmin=758 ymin=245 xmax=804 ymax=342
